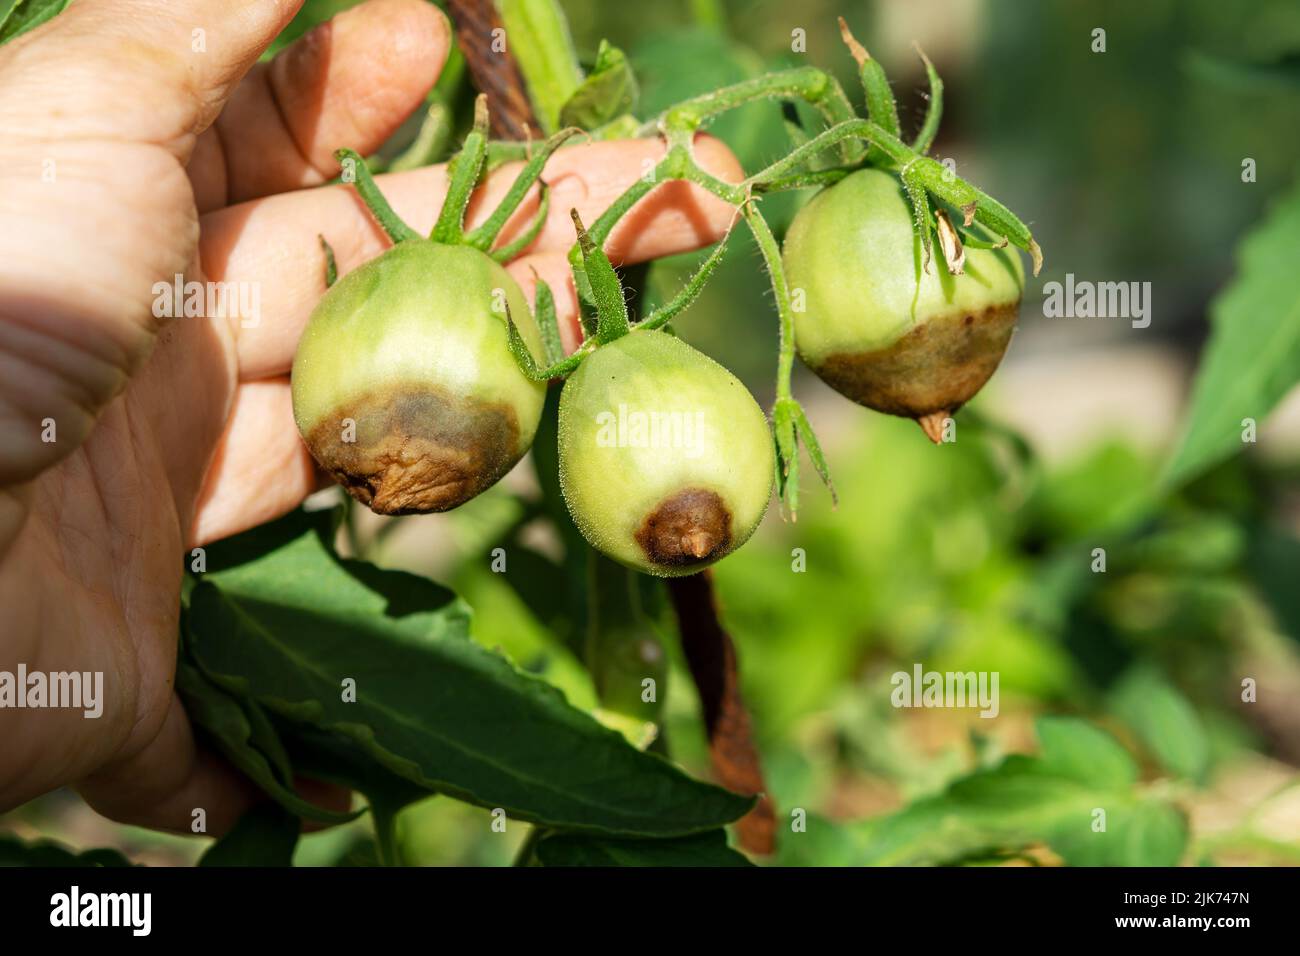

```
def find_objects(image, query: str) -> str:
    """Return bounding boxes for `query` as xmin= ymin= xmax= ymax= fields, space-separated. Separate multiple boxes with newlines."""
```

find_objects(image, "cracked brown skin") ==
xmin=811 ymin=300 xmax=1020 ymax=441
xmin=635 ymin=488 xmax=733 ymax=569
xmin=304 ymin=383 xmax=521 ymax=515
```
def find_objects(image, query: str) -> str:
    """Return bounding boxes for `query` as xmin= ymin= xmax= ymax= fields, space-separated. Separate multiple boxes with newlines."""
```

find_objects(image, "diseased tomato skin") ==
xmin=557 ymin=330 xmax=774 ymax=577
xmin=783 ymin=169 xmax=1025 ymax=430
xmin=291 ymin=241 xmax=545 ymax=514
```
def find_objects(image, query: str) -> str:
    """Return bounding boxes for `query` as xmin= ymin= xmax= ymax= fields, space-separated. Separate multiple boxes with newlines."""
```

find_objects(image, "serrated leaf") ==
xmin=175 ymin=655 xmax=360 ymax=825
xmin=186 ymin=509 xmax=752 ymax=837
xmin=535 ymin=829 xmax=752 ymax=867
xmin=1164 ymin=176 xmax=1300 ymax=486
xmin=198 ymin=803 xmax=300 ymax=868
xmin=274 ymin=719 xmax=431 ymax=814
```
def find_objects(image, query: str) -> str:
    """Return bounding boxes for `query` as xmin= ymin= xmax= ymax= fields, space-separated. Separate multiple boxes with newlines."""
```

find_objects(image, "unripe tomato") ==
xmin=783 ymin=168 xmax=1024 ymax=438
xmin=557 ymin=330 xmax=774 ymax=576
xmin=292 ymin=241 xmax=545 ymax=514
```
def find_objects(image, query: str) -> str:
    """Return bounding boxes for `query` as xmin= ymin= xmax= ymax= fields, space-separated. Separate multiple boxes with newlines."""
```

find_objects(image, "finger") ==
xmin=201 ymin=134 xmax=743 ymax=380
xmin=77 ymin=692 xmax=260 ymax=836
xmin=190 ymin=0 xmax=450 ymax=210
xmin=22 ymin=0 xmax=305 ymax=161
xmin=77 ymin=692 xmax=349 ymax=835
xmin=492 ymin=134 xmax=746 ymax=264
xmin=191 ymin=378 xmax=319 ymax=547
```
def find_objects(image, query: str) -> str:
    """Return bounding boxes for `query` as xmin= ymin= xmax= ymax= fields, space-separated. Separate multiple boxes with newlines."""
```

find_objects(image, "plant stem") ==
xmin=444 ymin=0 xmax=535 ymax=139
xmin=371 ymin=800 xmax=404 ymax=866
xmin=741 ymin=203 xmax=796 ymax=401
xmin=640 ymin=67 xmax=859 ymax=147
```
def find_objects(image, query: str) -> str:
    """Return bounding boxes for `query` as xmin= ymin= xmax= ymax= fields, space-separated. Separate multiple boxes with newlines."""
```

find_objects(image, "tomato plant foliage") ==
xmin=3 ymin=0 xmax=1298 ymax=871
xmin=180 ymin=508 xmax=752 ymax=839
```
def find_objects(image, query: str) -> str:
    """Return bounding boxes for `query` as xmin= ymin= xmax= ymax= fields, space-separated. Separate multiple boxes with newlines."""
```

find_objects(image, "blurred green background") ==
xmin=5 ymin=0 xmax=1300 ymax=866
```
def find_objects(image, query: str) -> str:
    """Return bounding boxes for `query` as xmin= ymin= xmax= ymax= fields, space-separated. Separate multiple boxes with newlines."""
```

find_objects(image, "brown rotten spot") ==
xmin=635 ymin=488 xmax=733 ymax=568
xmin=813 ymin=301 xmax=1019 ymax=443
xmin=305 ymin=384 xmax=521 ymax=515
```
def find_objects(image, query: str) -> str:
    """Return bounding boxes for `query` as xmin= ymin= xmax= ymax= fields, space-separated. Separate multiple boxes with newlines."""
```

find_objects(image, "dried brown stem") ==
xmin=668 ymin=571 xmax=776 ymax=856
xmin=444 ymin=0 xmax=535 ymax=139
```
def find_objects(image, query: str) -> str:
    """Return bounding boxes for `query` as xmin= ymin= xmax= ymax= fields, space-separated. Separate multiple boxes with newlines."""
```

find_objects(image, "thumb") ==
xmin=13 ymin=0 xmax=305 ymax=161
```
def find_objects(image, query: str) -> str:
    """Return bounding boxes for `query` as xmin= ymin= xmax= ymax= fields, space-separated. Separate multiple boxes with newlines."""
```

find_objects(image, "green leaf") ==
xmin=772 ymin=813 xmax=866 ymax=867
xmin=1043 ymin=798 xmax=1187 ymax=867
xmin=1035 ymin=716 xmax=1138 ymax=788
xmin=198 ymin=803 xmax=301 ymax=867
xmin=0 ymin=835 xmax=133 ymax=867
xmin=1164 ymin=176 xmax=1300 ymax=486
xmin=0 ymin=0 xmax=69 ymax=46
xmin=1121 ymin=801 xmax=1189 ymax=867
xmin=187 ymin=509 xmax=752 ymax=837
xmin=559 ymin=40 xmax=639 ymax=130
xmin=854 ymin=722 xmax=1187 ymax=866
xmin=1110 ymin=668 xmax=1211 ymax=783
xmin=175 ymin=655 xmax=360 ymax=825
xmin=274 ymin=719 xmax=431 ymax=816
xmin=535 ymin=830 xmax=752 ymax=867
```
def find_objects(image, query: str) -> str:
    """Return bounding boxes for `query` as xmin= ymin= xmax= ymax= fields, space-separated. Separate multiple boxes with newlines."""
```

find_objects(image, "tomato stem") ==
xmin=639 ymin=66 xmax=864 ymax=165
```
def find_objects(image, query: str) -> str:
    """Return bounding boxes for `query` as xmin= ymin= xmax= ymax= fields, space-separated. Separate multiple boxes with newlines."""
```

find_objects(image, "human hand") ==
xmin=0 ymin=0 xmax=740 ymax=833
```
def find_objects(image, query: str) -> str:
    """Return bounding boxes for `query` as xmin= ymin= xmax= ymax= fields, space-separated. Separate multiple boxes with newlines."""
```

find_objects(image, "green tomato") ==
xmin=783 ymin=168 xmax=1025 ymax=440
xmin=558 ymin=330 xmax=774 ymax=577
xmin=292 ymin=240 xmax=545 ymax=514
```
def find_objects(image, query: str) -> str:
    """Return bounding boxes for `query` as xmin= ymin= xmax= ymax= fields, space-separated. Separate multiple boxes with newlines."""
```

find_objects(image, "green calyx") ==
xmin=555 ymin=19 xmax=1044 ymax=514
xmin=782 ymin=168 xmax=1025 ymax=443
xmin=333 ymin=95 xmax=581 ymax=262
xmin=504 ymin=205 xmax=730 ymax=385
xmin=310 ymin=17 xmax=1042 ymax=525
